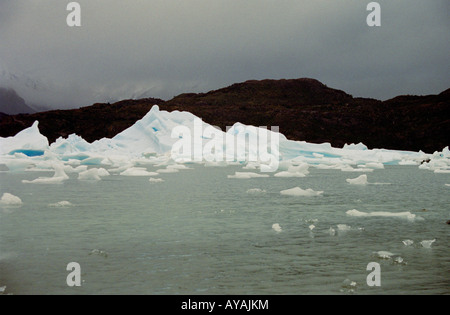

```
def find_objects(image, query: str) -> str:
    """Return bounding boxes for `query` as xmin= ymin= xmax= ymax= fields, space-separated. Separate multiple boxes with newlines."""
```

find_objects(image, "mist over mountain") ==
xmin=0 ymin=87 xmax=36 ymax=115
xmin=0 ymin=78 xmax=448 ymax=153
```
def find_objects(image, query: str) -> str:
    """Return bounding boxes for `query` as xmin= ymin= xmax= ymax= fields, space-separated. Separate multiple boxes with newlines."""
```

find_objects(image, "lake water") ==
xmin=0 ymin=165 xmax=449 ymax=295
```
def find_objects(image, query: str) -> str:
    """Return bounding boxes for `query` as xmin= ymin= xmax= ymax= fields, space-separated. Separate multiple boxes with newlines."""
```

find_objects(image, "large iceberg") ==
xmin=0 ymin=105 xmax=448 ymax=173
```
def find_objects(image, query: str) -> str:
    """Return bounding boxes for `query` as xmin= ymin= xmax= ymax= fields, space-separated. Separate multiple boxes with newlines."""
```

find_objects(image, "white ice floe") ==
xmin=346 ymin=174 xmax=368 ymax=185
xmin=149 ymin=177 xmax=164 ymax=183
xmin=402 ymin=239 xmax=414 ymax=246
xmin=155 ymin=167 xmax=179 ymax=174
xmin=0 ymin=193 xmax=23 ymax=206
xmin=375 ymin=251 xmax=396 ymax=259
xmin=336 ymin=224 xmax=352 ymax=231
xmin=273 ymin=171 xmax=306 ymax=178
xmin=272 ymin=223 xmax=282 ymax=233
xmin=280 ymin=187 xmax=323 ymax=197
xmin=420 ymin=239 xmax=436 ymax=248
xmin=22 ymin=164 xmax=69 ymax=184
xmin=120 ymin=167 xmax=159 ymax=176
xmin=78 ymin=168 xmax=110 ymax=180
xmin=0 ymin=121 xmax=49 ymax=155
xmin=358 ymin=162 xmax=384 ymax=169
xmin=346 ymin=209 xmax=416 ymax=221
xmin=228 ymin=172 xmax=270 ymax=179
xmin=246 ymin=188 xmax=267 ymax=194
xmin=48 ymin=201 xmax=74 ymax=207
xmin=434 ymin=169 xmax=450 ymax=174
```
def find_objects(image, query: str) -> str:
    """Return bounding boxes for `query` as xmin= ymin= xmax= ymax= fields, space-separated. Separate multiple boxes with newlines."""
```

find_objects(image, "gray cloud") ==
xmin=0 ymin=0 xmax=449 ymax=109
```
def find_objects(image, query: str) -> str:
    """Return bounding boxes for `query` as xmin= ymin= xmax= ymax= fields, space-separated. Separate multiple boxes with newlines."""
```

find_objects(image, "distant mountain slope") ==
xmin=0 ymin=87 xmax=36 ymax=115
xmin=0 ymin=78 xmax=448 ymax=153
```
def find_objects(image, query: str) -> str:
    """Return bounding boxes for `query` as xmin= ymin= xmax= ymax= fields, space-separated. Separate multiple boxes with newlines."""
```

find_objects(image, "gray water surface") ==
xmin=0 ymin=165 xmax=449 ymax=294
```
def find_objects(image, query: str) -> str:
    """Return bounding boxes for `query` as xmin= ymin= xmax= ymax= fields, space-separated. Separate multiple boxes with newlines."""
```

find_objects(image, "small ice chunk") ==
xmin=156 ymin=168 xmax=179 ymax=174
xmin=340 ymin=279 xmax=358 ymax=293
xmin=280 ymin=187 xmax=323 ymax=197
xmin=394 ymin=256 xmax=405 ymax=264
xmin=328 ymin=227 xmax=336 ymax=236
xmin=166 ymin=164 xmax=192 ymax=170
xmin=273 ymin=171 xmax=306 ymax=178
xmin=89 ymin=249 xmax=108 ymax=258
xmin=346 ymin=209 xmax=416 ymax=221
xmin=228 ymin=172 xmax=270 ymax=179
xmin=0 ymin=286 xmax=6 ymax=294
xmin=434 ymin=169 xmax=450 ymax=174
xmin=346 ymin=174 xmax=368 ymax=185
xmin=78 ymin=169 xmax=100 ymax=180
xmin=359 ymin=162 xmax=384 ymax=169
xmin=246 ymin=188 xmax=267 ymax=194
xmin=120 ymin=167 xmax=159 ymax=176
xmin=272 ymin=223 xmax=282 ymax=233
xmin=149 ymin=177 xmax=164 ymax=183
xmin=420 ymin=239 xmax=436 ymax=248
xmin=342 ymin=279 xmax=357 ymax=288
xmin=308 ymin=224 xmax=315 ymax=231
xmin=22 ymin=164 xmax=69 ymax=184
xmin=376 ymin=251 xmax=395 ymax=259
xmin=49 ymin=201 xmax=74 ymax=207
xmin=445 ymin=184 xmax=450 ymax=187
xmin=336 ymin=224 xmax=352 ymax=231
xmin=402 ymin=239 xmax=414 ymax=246
xmin=0 ymin=193 xmax=23 ymax=206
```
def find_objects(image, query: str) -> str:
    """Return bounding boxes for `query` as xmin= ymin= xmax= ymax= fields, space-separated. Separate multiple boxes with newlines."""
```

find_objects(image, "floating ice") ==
xmin=280 ymin=187 xmax=323 ymax=197
xmin=228 ymin=172 xmax=270 ymax=179
xmin=420 ymin=239 xmax=436 ymax=248
xmin=274 ymin=164 xmax=309 ymax=177
xmin=0 ymin=286 xmax=6 ymax=294
xmin=402 ymin=239 xmax=414 ymax=246
xmin=156 ymin=168 xmax=179 ymax=174
xmin=1 ymin=105 xmax=446 ymax=174
xmin=274 ymin=171 xmax=306 ymax=178
xmin=49 ymin=201 xmax=74 ymax=207
xmin=120 ymin=167 xmax=158 ymax=176
xmin=246 ymin=188 xmax=266 ymax=194
xmin=399 ymin=159 xmax=419 ymax=166
xmin=336 ymin=224 xmax=352 ymax=231
xmin=328 ymin=227 xmax=336 ymax=236
xmin=78 ymin=168 xmax=110 ymax=181
xmin=358 ymin=162 xmax=384 ymax=169
xmin=89 ymin=249 xmax=108 ymax=258
xmin=22 ymin=164 xmax=69 ymax=184
xmin=0 ymin=193 xmax=23 ymax=206
xmin=375 ymin=251 xmax=396 ymax=259
xmin=434 ymin=169 xmax=450 ymax=174
xmin=342 ymin=279 xmax=357 ymax=288
xmin=346 ymin=209 xmax=416 ymax=221
xmin=346 ymin=174 xmax=368 ymax=185
xmin=394 ymin=256 xmax=406 ymax=264
xmin=149 ymin=178 xmax=164 ymax=183
xmin=272 ymin=223 xmax=282 ymax=233
xmin=166 ymin=164 xmax=192 ymax=170
xmin=0 ymin=121 xmax=49 ymax=155
xmin=445 ymin=184 xmax=450 ymax=187
xmin=308 ymin=224 xmax=315 ymax=231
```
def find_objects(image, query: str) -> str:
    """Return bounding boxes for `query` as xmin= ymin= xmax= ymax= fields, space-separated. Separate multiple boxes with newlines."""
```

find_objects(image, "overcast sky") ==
xmin=0 ymin=0 xmax=449 ymax=109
